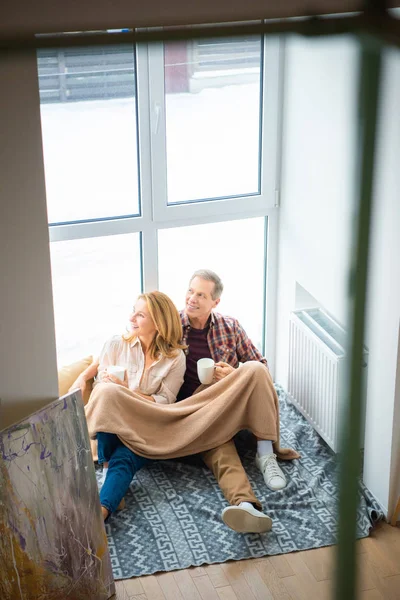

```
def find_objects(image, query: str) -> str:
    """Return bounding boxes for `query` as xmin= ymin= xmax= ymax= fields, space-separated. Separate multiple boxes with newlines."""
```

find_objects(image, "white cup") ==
xmin=197 ymin=358 xmax=215 ymax=385
xmin=107 ymin=365 xmax=126 ymax=382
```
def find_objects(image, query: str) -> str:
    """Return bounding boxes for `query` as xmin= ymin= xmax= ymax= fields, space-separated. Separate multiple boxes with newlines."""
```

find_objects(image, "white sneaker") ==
xmin=255 ymin=453 xmax=287 ymax=491
xmin=221 ymin=505 xmax=272 ymax=533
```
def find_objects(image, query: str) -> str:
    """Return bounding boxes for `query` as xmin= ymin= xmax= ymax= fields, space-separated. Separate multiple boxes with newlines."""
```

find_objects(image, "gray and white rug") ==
xmin=97 ymin=387 xmax=383 ymax=579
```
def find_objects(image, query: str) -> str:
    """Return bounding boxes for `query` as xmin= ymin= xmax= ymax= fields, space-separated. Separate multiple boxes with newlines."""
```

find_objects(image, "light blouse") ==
xmin=94 ymin=335 xmax=186 ymax=405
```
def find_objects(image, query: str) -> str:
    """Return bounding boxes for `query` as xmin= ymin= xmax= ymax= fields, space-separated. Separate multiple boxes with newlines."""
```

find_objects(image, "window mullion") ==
xmin=260 ymin=34 xmax=281 ymax=204
xmin=136 ymin=42 xmax=162 ymax=293
xmin=135 ymin=42 xmax=155 ymax=224
xmin=148 ymin=42 xmax=169 ymax=223
xmin=260 ymin=35 xmax=283 ymax=377
xmin=264 ymin=210 xmax=279 ymax=377
xmin=141 ymin=227 xmax=159 ymax=292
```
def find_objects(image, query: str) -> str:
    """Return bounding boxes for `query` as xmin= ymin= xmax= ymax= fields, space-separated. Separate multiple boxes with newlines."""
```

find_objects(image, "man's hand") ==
xmin=214 ymin=362 xmax=235 ymax=382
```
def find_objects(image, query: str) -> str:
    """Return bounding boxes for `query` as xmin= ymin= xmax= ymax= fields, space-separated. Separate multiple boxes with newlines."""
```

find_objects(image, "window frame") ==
xmin=47 ymin=34 xmax=283 ymax=373
xmin=147 ymin=36 xmax=280 ymax=221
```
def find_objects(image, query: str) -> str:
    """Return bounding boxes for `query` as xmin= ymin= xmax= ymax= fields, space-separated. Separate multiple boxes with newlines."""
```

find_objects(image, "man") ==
xmin=72 ymin=269 xmax=299 ymax=533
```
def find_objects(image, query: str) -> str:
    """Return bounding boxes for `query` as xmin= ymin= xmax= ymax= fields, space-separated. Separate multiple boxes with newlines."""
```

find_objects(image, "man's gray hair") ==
xmin=189 ymin=269 xmax=224 ymax=300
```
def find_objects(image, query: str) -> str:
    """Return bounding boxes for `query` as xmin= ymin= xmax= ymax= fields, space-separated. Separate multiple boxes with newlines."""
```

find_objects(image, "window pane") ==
xmin=164 ymin=37 xmax=262 ymax=204
xmin=37 ymin=45 xmax=140 ymax=223
xmin=50 ymin=233 xmax=141 ymax=367
xmin=158 ymin=218 xmax=266 ymax=351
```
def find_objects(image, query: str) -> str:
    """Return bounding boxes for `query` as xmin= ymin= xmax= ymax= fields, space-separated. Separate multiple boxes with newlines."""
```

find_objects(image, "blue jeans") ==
xmin=97 ymin=432 xmax=152 ymax=514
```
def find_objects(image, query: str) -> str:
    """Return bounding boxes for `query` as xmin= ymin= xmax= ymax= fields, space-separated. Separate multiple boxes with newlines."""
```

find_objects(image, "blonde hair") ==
xmin=123 ymin=291 xmax=186 ymax=360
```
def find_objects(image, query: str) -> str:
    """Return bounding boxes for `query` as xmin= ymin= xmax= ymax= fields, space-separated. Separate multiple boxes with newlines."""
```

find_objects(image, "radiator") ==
xmin=287 ymin=308 xmax=368 ymax=453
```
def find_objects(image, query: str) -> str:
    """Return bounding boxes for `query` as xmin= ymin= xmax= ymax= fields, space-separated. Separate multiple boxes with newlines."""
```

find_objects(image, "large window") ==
xmin=38 ymin=32 xmax=281 ymax=367
xmin=164 ymin=38 xmax=262 ymax=203
xmin=158 ymin=217 xmax=266 ymax=350
xmin=50 ymin=233 xmax=141 ymax=366
xmin=38 ymin=46 xmax=140 ymax=224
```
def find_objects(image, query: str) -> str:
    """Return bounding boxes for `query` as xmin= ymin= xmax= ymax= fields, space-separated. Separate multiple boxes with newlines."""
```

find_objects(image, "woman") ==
xmin=85 ymin=291 xmax=186 ymax=521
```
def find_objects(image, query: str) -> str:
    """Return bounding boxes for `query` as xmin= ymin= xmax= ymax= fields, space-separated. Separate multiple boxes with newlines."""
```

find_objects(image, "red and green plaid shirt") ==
xmin=180 ymin=310 xmax=269 ymax=369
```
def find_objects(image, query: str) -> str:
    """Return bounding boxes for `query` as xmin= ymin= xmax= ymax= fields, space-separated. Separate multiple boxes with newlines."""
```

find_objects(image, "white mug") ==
xmin=197 ymin=358 xmax=215 ymax=385
xmin=107 ymin=365 xmax=126 ymax=382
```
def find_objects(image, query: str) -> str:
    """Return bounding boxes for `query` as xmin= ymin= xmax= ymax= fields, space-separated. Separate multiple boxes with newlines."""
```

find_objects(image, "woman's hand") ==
xmin=68 ymin=360 xmax=99 ymax=397
xmin=101 ymin=369 xmax=129 ymax=388
xmin=69 ymin=374 xmax=88 ymax=397
xmin=133 ymin=390 xmax=156 ymax=402
xmin=214 ymin=362 xmax=235 ymax=382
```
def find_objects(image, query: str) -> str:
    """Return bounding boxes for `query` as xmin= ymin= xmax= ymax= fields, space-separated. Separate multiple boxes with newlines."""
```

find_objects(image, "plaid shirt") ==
xmin=180 ymin=310 xmax=268 ymax=369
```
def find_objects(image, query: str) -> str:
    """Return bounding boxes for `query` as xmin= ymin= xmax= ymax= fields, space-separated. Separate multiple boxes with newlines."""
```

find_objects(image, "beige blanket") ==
xmin=85 ymin=361 xmax=300 ymax=461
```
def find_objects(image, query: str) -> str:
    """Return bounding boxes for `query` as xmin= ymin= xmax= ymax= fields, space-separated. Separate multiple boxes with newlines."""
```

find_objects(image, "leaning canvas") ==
xmin=0 ymin=390 xmax=115 ymax=600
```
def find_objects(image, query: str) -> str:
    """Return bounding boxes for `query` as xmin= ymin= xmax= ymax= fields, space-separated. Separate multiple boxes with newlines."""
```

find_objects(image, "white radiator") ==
xmin=287 ymin=308 xmax=368 ymax=453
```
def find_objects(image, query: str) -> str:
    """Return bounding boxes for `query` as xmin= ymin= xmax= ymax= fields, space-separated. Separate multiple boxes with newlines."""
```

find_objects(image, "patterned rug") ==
xmin=98 ymin=386 xmax=383 ymax=579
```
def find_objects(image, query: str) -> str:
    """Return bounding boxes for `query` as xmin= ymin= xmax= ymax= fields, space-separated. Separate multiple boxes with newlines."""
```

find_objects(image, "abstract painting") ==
xmin=0 ymin=390 xmax=115 ymax=600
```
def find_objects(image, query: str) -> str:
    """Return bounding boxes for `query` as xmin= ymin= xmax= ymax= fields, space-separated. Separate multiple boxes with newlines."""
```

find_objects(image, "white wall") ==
xmin=0 ymin=50 xmax=59 ymax=430
xmin=276 ymin=35 xmax=400 ymax=517
xmin=276 ymin=34 xmax=357 ymax=385
xmin=364 ymin=48 xmax=400 ymax=516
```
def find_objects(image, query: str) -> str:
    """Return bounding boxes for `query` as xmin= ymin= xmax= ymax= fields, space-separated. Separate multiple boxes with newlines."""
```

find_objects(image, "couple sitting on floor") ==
xmin=74 ymin=269 xmax=300 ymax=534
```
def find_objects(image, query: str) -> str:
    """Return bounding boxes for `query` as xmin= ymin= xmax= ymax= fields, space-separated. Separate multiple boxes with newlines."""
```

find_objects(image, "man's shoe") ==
xmin=255 ymin=453 xmax=287 ymax=491
xmin=221 ymin=505 xmax=272 ymax=533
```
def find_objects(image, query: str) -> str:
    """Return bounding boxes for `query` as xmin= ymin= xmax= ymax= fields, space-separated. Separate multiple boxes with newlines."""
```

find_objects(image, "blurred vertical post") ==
xmin=335 ymin=33 xmax=382 ymax=600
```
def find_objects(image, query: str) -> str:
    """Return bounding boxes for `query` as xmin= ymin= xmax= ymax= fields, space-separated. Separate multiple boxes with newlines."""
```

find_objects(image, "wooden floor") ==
xmin=112 ymin=521 xmax=400 ymax=600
